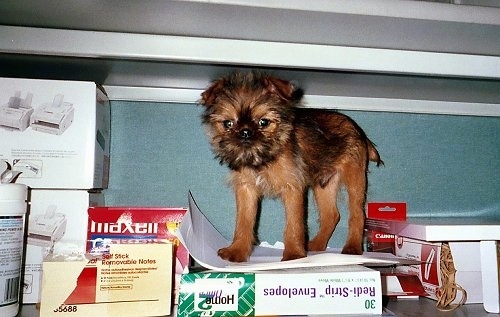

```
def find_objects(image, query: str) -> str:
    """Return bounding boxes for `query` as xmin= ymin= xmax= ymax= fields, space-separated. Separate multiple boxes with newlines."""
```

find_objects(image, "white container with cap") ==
xmin=0 ymin=183 xmax=28 ymax=317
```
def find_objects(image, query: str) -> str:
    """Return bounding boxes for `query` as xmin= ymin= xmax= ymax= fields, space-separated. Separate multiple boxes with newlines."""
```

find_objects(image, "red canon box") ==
xmin=367 ymin=202 xmax=407 ymax=221
xmin=365 ymin=202 xmax=406 ymax=253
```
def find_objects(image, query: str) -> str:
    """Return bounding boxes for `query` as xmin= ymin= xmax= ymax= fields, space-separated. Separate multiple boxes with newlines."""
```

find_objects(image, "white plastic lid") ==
xmin=0 ymin=184 xmax=28 ymax=201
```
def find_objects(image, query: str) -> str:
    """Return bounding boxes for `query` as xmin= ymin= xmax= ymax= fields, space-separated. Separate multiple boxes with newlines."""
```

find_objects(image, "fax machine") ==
xmin=28 ymin=205 xmax=67 ymax=248
xmin=0 ymin=91 xmax=34 ymax=131
xmin=31 ymin=94 xmax=74 ymax=135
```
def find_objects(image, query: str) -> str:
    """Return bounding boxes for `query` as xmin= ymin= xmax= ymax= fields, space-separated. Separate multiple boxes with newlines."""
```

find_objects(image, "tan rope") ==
xmin=435 ymin=243 xmax=467 ymax=311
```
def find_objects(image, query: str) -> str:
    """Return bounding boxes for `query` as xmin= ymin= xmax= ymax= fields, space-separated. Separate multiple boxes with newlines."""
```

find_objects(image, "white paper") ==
xmin=178 ymin=192 xmax=406 ymax=272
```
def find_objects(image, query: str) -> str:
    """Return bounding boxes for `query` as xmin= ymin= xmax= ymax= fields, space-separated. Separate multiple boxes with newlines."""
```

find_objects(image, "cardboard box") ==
xmin=0 ymin=77 xmax=110 ymax=189
xmin=380 ymin=272 xmax=427 ymax=298
xmin=367 ymin=202 xmax=407 ymax=221
xmin=23 ymin=190 xmax=104 ymax=303
xmin=178 ymin=265 xmax=382 ymax=316
xmin=364 ymin=202 xmax=405 ymax=254
xmin=86 ymin=207 xmax=189 ymax=303
xmin=394 ymin=237 xmax=482 ymax=305
xmin=40 ymin=243 xmax=173 ymax=317
xmin=365 ymin=230 xmax=396 ymax=254
xmin=364 ymin=216 xmax=500 ymax=242
xmin=365 ymin=216 xmax=500 ymax=313
xmin=377 ymin=265 xmax=428 ymax=300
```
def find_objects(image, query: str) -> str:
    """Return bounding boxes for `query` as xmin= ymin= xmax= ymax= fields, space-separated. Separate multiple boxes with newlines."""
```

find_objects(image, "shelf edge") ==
xmin=104 ymin=86 xmax=500 ymax=116
xmin=2 ymin=26 xmax=500 ymax=79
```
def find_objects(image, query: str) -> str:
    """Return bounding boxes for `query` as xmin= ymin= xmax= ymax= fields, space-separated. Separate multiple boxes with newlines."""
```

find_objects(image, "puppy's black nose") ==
xmin=239 ymin=128 xmax=253 ymax=139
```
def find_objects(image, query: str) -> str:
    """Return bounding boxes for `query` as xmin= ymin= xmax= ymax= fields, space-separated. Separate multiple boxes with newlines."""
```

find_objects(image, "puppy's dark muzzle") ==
xmin=239 ymin=129 xmax=253 ymax=140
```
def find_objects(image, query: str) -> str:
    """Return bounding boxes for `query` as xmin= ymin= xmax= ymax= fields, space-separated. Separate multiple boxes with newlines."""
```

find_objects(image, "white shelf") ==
xmin=1 ymin=0 xmax=499 ymax=56
xmin=187 ymin=0 xmax=500 ymax=24
xmin=0 ymin=0 xmax=499 ymax=114
xmin=103 ymin=86 xmax=500 ymax=117
xmin=3 ymin=26 xmax=500 ymax=79
xmin=18 ymin=298 xmax=497 ymax=317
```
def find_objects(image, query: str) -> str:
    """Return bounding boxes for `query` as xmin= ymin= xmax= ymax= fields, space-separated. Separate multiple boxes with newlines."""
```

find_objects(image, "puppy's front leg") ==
xmin=218 ymin=183 xmax=259 ymax=262
xmin=281 ymin=189 xmax=307 ymax=261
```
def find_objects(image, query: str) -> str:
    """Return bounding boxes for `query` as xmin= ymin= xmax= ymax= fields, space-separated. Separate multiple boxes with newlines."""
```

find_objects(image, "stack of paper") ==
xmin=176 ymin=192 xmax=410 ymax=316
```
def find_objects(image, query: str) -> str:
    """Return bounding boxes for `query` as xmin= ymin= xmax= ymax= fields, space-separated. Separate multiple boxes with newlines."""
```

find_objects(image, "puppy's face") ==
xmin=200 ymin=72 xmax=302 ymax=170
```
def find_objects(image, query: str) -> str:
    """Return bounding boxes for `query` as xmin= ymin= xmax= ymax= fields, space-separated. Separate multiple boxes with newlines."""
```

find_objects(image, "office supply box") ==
xmin=23 ymin=189 xmax=104 ymax=303
xmin=86 ymin=206 xmax=189 ymax=304
xmin=178 ymin=265 xmax=382 ymax=316
xmin=0 ymin=77 xmax=110 ymax=189
xmin=40 ymin=243 xmax=173 ymax=317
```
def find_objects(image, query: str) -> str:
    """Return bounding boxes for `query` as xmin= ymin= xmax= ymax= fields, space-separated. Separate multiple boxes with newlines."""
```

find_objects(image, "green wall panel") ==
xmin=105 ymin=101 xmax=499 ymax=248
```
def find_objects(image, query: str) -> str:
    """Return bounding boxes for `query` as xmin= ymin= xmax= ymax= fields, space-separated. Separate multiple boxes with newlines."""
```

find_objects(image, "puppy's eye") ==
xmin=258 ymin=118 xmax=270 ymax=128
xmin=223 ymin=120 xmax=234 ymax=129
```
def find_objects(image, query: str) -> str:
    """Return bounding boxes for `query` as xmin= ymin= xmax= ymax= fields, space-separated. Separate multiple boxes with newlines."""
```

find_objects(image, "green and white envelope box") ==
xmin=177 ymin=265 xmax=382 ymax=316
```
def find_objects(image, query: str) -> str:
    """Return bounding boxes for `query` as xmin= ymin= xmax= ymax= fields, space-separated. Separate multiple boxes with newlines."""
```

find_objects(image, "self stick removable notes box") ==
xmin=86 ymin=207 xmax=189 ymax=304
xmin=40 ymin=243 xmax=173 ymax=317
xmin=86 ymin=207 xmax=188 ymax=268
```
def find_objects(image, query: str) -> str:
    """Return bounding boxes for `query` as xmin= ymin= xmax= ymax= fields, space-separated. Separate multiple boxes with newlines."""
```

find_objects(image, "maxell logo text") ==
xmin=90 ymin=221 xmax=158 ymax=234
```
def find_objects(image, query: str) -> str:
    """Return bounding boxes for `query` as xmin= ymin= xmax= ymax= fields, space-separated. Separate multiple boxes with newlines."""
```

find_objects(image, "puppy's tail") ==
xmin=367 ymin=140 xmax=384 ymax=166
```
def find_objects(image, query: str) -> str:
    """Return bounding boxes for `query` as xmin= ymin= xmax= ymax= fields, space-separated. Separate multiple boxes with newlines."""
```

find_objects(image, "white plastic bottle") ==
xmin=0 ymin=184 xmax=28 ymax=317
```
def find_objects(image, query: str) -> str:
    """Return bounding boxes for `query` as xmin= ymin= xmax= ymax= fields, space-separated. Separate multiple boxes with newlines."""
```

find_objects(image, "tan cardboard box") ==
xmin=40 ymin=243 xmax=173 ymax=317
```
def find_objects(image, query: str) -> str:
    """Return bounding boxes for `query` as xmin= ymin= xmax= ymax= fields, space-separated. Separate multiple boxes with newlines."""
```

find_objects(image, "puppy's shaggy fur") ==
xmin=200 ymin=72 xmax=382 ymax=262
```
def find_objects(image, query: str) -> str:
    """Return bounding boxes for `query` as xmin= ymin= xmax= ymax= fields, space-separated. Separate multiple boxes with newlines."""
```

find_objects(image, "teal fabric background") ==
xmin=105 ymin=101 xmax=499 ymax=248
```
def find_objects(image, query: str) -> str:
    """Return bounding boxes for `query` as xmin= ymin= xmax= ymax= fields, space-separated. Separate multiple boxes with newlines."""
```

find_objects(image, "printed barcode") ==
xmin=4 ymin=277 xmax=19 ymax=302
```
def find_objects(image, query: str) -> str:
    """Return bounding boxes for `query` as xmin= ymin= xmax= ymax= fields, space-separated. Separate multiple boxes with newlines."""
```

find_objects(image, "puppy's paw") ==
xmin=218 ymin=246 xmax=250 ymax=263
xmin=341 ymin=244 xmax=363 ymax=255
xmin=281 ymin=249 xmax=307 ymax=262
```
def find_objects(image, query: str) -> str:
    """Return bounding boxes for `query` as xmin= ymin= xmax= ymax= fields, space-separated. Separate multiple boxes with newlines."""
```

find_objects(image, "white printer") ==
xmin=0 ymin=91 xmax=34 ymax=131
xmin=31 ymin=94 xmax=74 ymax=135
xmin=28 ymin=205 xmax=67 ymax=248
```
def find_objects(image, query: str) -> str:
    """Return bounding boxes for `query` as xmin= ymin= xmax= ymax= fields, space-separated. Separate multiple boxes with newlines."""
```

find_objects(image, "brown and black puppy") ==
xmin=200 ymin=71 xmax=382 ymax=262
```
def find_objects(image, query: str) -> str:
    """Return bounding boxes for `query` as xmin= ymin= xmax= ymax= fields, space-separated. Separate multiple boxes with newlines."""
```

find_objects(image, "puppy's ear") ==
xmin=263 ymin=76 xmax=303 ymax=102
xmin=200 ymin=78 xmax=226 ymax=107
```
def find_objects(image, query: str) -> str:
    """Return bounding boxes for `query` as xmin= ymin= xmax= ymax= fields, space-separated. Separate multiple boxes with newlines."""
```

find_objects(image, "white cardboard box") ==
xmin=23 ymin=189 xmax=104 ymax=303
xmin=40 ymin=243 xmax=173 ymax=317
xmin=365 ymin=217 xmax=500 ymax=313
xmin=178 ymin=265 xmax=382 ymax=316
xmin=0 ymin=77 xmax=110 ymax=189
xmin=365 ymin=217 xmax=500 ymax=241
